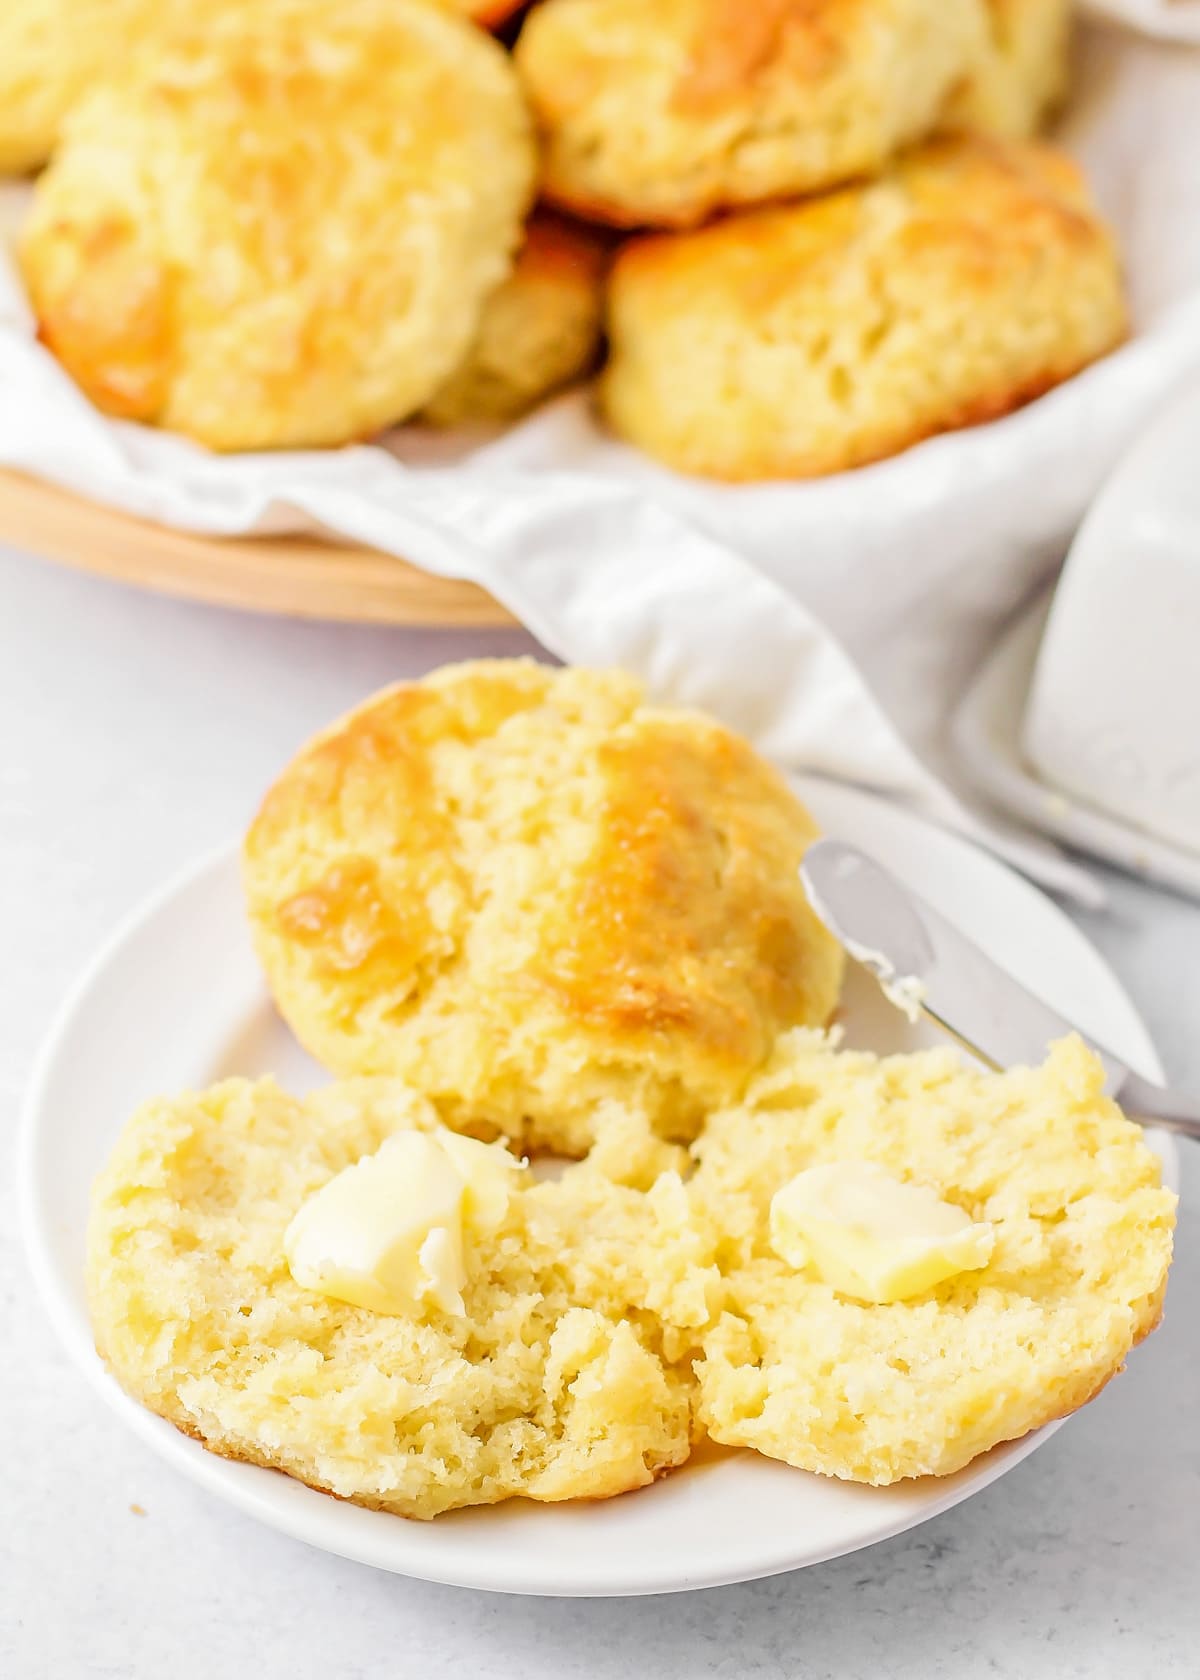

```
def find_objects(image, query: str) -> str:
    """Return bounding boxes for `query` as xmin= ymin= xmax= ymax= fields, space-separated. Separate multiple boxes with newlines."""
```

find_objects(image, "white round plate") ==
xmin=19 ymin=778 xmax=1179 ymax=1597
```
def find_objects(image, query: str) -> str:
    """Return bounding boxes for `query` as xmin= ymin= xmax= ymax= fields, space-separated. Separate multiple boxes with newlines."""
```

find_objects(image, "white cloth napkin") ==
xmin=2 ymin=17 xmax=1199 ymax=907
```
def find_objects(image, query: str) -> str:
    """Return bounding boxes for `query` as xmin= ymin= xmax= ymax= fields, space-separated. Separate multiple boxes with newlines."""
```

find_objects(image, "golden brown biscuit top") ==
xmin=536 ymin=719 xmax=822 ymax=1055
xmin=77 ymin=0 xmax=517 ymax=244
xmin=601 ymin=132 xmax=1123 ymax=480
xmin=245 ymin=662 xmax=841 ymax=1080
xmin=523 ymin=0 xmax=875 ymax=117
xmin=519 ymin=0 xmax=990 ymax=229
xmin=676 ymin=0 xmax=865 ymax=108
xmin=612 ymin=138 xmax=1100 ymax=310
xmin=249 ymin=682 xmax=476 ymax=1010
xmin=20 ymin=0 xmax=534 ymax=439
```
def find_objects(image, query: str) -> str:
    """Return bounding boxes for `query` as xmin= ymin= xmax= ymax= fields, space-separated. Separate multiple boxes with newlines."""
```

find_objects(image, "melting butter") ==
xmin=284 ymin=1128 xmax=522 ymax=1316
xmin=770 ymin=1159 xmax=994 ymax=1304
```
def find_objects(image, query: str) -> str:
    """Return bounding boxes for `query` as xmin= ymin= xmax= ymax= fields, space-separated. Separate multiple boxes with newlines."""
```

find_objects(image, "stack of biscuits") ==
xmin=7 ymin=0 xmax=1127 ymax=476
xmin=86 ymin=660 xmax=1175 ymax=1519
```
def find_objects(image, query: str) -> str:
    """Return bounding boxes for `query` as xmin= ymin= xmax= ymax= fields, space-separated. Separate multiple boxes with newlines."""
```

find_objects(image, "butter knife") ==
xmin=801 ymin=839 xmax=1200 ymax=1142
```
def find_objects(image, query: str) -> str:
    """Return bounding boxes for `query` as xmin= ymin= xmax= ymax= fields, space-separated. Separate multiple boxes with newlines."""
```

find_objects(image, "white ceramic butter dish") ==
xmin=953 ymin=592 xmax=1200 ymax=901
xmin=1022 ymin=379 xmax=1200 ymax=858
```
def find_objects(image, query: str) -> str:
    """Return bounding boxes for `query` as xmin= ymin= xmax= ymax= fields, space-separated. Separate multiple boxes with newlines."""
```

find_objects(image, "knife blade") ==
xmin=801 ymin=839 xmax=1200 ymax=1142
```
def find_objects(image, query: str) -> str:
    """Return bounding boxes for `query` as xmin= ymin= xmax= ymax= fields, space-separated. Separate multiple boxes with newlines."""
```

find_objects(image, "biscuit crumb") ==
xmin=691 ymin=1031 xmax=1175 ymax=1481
xmin=89 ymin=1078 xmax=708 ymax=1519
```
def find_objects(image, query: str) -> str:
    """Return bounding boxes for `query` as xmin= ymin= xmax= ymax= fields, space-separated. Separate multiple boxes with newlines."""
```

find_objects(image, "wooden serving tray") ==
xmin=0 ymin=470 xmax=516 ymax=627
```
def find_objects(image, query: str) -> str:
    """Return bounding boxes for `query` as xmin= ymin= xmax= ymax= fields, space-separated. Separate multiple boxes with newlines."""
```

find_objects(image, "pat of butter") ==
xmin=769 ymin=1160 xmax=994 ymax=1304
xmin=284 ymin=1129 xmax=521 ymax=1317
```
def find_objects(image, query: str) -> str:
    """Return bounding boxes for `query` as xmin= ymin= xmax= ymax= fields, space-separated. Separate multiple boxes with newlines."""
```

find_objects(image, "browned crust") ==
xmin=671 ymin=0 xmax=845 ymax=113
xmin=517 ymin=208 xmax=613 ymax=285
xmin=522 ymin=0 xmax=895 ymax=229
xmin=28 ymin=217 xmax=173 ymax=424
xmin=602 ymin=137 xmax=1129 ymax=480
xmin=539 ymin=175 xmax=717 ymax=232
xmin=244 ymin=665 xmax=843 ymax=1090
xmin=470 ymin=0 xmax=527 ymax=29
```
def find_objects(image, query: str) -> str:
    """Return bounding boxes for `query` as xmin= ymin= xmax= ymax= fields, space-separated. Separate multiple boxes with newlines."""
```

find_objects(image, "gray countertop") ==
xmin=2 ymin=548 xmax=1195 ymax=1679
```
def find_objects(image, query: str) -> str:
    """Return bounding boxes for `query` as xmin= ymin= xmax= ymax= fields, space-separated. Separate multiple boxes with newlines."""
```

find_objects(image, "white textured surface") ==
xmin=2 ymin=548 xmax=1196 ymax=1677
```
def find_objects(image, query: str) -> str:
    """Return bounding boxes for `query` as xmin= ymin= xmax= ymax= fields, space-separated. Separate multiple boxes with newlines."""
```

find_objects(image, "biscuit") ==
xmin=421 ymin=212 xmax=608 ymax=426
xmin=17 ymin=0 xmax=535 ymax=450
xmin=602 ymin=137 xmax=1127 ymax=480
xmin=515 ymin=0 xmax=989 ymax=228
xmin=242 ymin=660 xmax=844 ymax=1158
xmin=0 ymin=0 xmax=526 ymax=176
xmin=691 ymin=1032 xmax=1176 ymax=1483
xmin=87 ymin=1040 xmax=1174 ymax=1513
xmin=943 ymin=0 xmax=1072 ymax=139
xmin=0 ymin=0 xmax=71 ymax=174
xmin=87 ymin=1078 xmax=709 ymax=1519
xmin=0 ymin=1 xmax=183 ymax=176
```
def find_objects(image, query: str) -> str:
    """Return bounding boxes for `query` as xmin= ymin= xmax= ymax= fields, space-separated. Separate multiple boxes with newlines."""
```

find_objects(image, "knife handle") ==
xmin=1120 ymin=1071 xmax=1200 ymax=1143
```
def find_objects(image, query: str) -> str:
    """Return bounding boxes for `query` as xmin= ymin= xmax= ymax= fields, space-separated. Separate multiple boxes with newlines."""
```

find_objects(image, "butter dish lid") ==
xmin=952 ymin=590 xmax=1200 ymax=902
xmin=1021 ymin=377 xmax=1200 ymax=859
